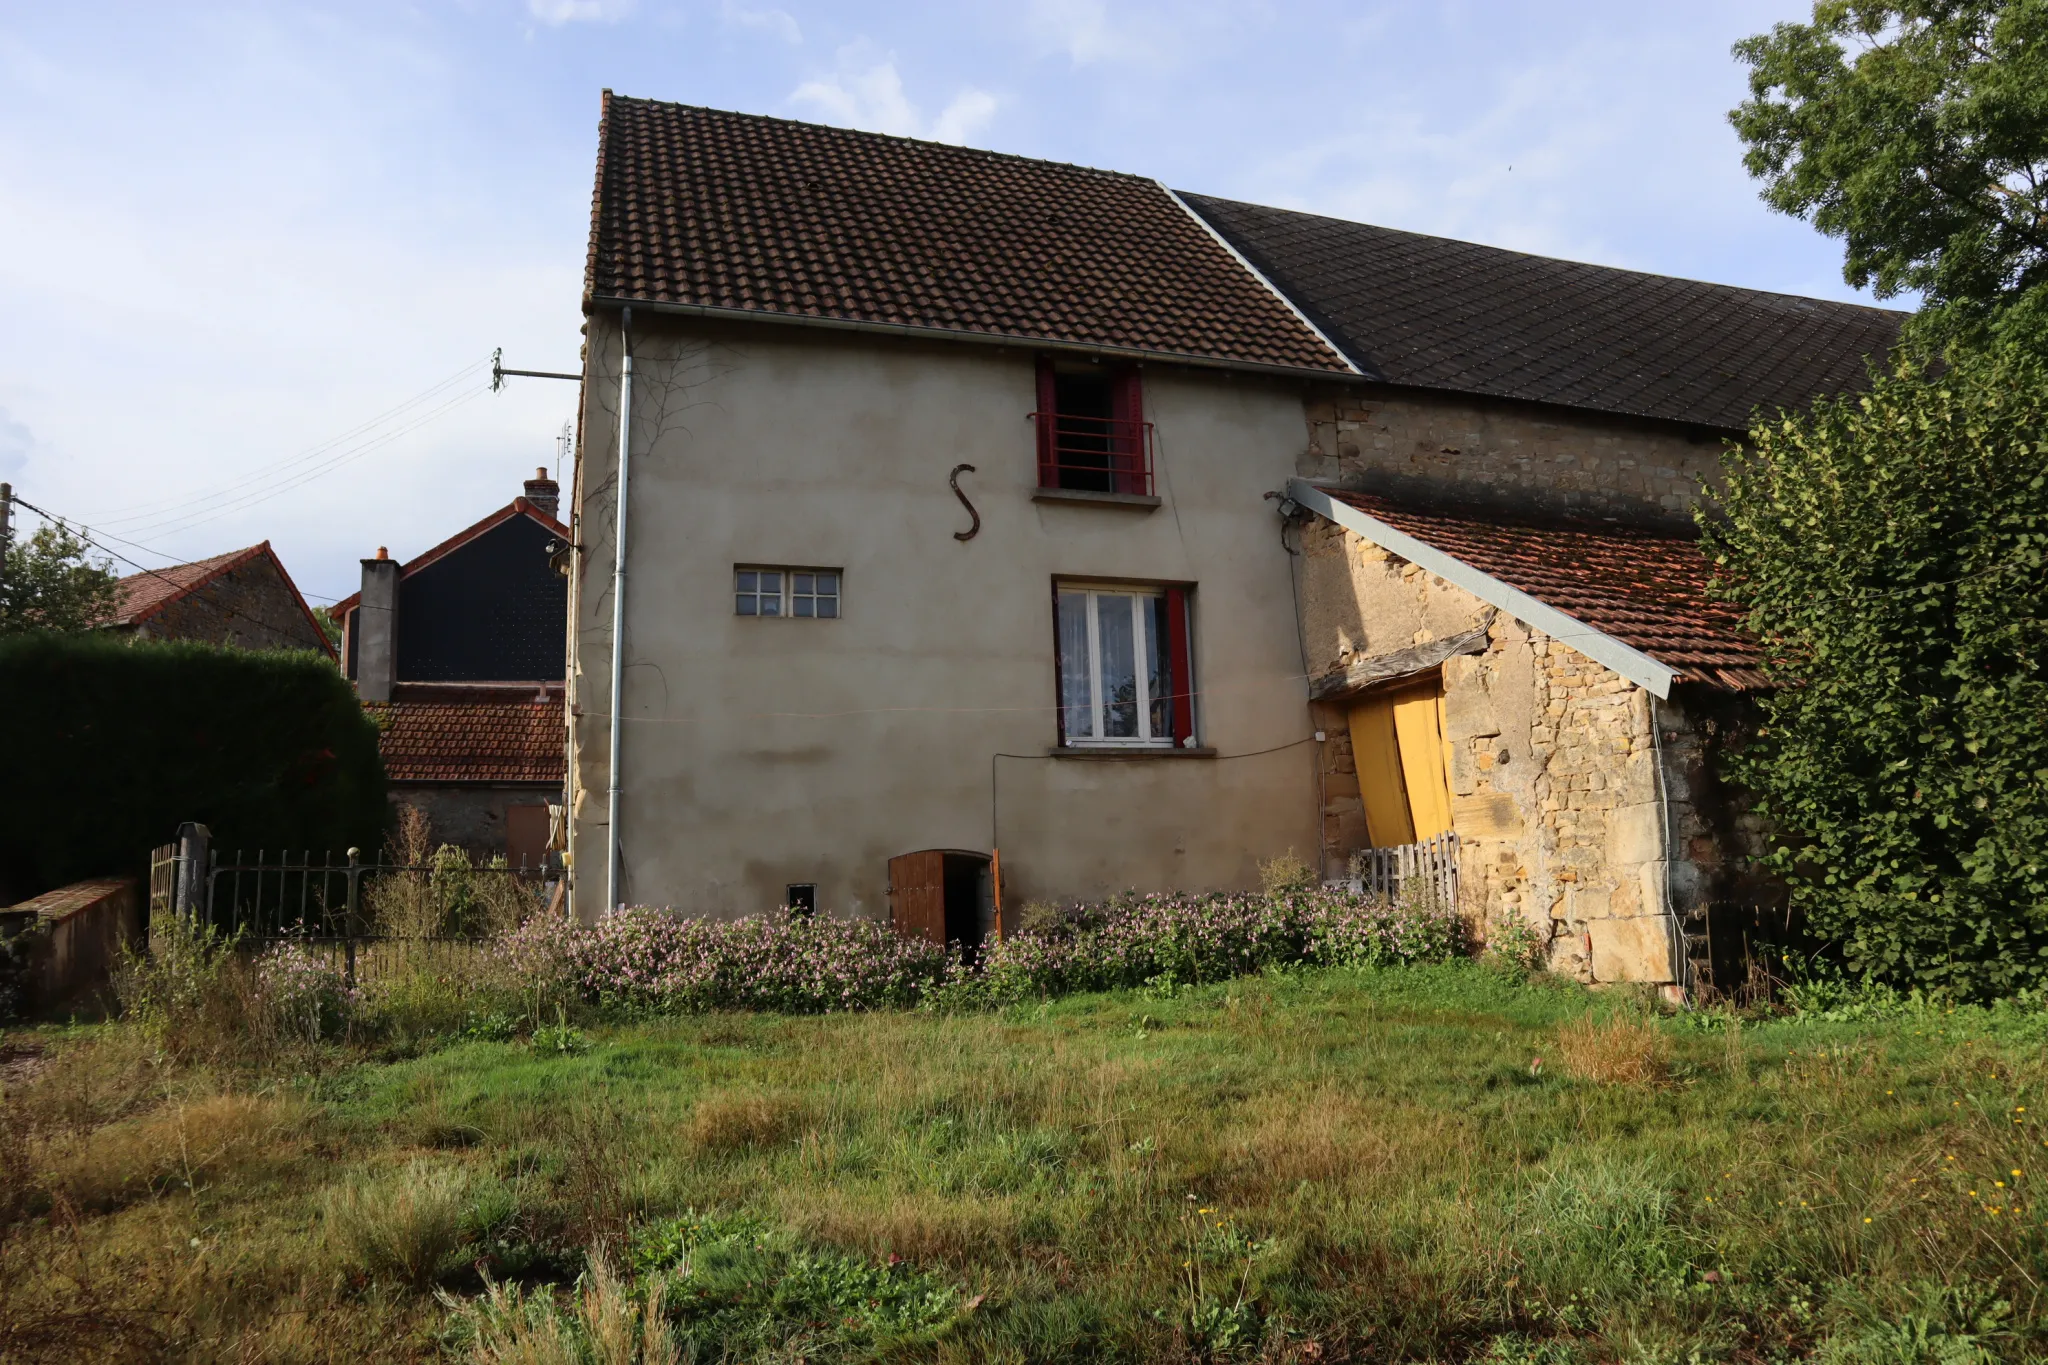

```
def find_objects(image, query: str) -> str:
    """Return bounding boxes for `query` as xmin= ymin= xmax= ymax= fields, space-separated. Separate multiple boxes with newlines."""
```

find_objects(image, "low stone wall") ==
xmin=0 ymin=877 xmax=141 ymax=1017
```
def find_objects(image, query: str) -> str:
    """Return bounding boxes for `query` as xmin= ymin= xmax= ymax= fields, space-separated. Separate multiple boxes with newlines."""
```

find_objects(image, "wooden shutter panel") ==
xmin=1391 ymin=686 xmax=1455 ymax=840
xmin=1035 ymin=356 xmax=1059 ymax=488
xmin=887 ymin=851 xmax=948 ymax=946
xmin=1348 ymin=695 xmax=1417 ymax=848
xmin=1111 ymin=367 xmax=1145 ymax=494
xmin=1164 ymin=586 xmax=1193 ymax=743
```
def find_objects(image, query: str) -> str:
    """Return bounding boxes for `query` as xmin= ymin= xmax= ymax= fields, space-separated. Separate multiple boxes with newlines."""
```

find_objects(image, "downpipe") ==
xmin=606 ymin=308 xmax=633 ymax=913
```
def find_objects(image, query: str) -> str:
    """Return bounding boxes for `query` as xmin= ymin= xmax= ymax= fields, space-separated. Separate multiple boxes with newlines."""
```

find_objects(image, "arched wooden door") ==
xmin=887 ymin=849 xmax=992 ymax=948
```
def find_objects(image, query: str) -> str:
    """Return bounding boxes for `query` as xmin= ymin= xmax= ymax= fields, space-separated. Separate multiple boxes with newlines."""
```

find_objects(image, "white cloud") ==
xmin=789 ymin=48 xmax=997 ymax=144
xmin=720 ymin=1 xmax=801 ymax=45
xmin=526 ymin=0 xmax=633 ymax=26
xmin=931 ymin=89 xmax=999 ymax=145
xmin=1025 ymin=0 xmax=1171 ymax=65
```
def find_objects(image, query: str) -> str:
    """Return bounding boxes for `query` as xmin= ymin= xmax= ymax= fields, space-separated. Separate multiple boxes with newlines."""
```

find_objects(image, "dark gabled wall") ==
xmin=405 ymin=514 xmax=564 ymax=681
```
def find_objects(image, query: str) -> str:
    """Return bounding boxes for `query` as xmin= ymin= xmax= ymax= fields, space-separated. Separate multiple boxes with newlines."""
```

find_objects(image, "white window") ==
xmin=1055 ymin=583 xmax=1192 ymax=747
xmin=735 ymin=567 xmax=840 ymax=618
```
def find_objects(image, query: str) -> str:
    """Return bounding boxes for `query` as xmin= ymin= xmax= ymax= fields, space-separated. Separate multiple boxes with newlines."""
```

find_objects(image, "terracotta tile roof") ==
xmin=1325 ymin=489 xmax=1767 ymax=691
xmin=109 ymin=544 xmax=268 ymax=624
xmin=1184 ymin=195 xmax=1907 ymax=431
xmin=583 ymin=95 xmax=1352 ymax=374
xmin=367 ymin=695 xmax=565 ymax=784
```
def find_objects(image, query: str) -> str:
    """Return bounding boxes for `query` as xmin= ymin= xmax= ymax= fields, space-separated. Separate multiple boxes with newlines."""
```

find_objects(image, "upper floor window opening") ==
xmin=1033 ymin=357 xmax=1154 ymax=497
xmin=736 ymin=567 xmax=840 ymax=618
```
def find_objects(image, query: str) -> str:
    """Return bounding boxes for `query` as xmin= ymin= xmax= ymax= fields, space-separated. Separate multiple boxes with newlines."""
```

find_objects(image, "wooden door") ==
xmin=505 ymin=805 xmax=551 ymax=871
xmin=1390 ymin=689 xmax=1454 ymax=840
xmin=887 ymin=851 xmax=948 ymax=945
xmin=1348 ymin=695 xmax=1416 ymax=847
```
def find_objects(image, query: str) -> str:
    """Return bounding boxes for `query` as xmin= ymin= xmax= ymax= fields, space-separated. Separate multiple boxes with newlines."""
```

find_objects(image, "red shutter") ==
xmin=1111 ymin=367 xmax=1145 ymax=494
xmin=1035 ymin=356 xmax=1059 ymax=488
xmin=1165 ymin=585 xmax=1193 ymax=743
xmin=1051 ymin=579 xmax=1069 ymax=746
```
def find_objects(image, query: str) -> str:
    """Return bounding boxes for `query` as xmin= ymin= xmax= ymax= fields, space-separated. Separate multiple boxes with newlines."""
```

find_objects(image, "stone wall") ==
xmin=389 ymin=786 xmax=559 ymax=868
xmin=134 ymin=557 xmax=331 ymax=654
xmin=1298 ymin=386 xmax=1730 ymax=524
xmin=1299 ymin=515 xmax=1743 ymax=986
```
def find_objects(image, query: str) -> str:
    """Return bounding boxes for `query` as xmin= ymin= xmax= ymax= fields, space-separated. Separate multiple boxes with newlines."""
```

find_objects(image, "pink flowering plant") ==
xmin=492 ymin=886 xmax=1466 ymax=1018
xmin=255 ymin=940 xmax=362 ymax=1043
xmin=928 ymin=887 xmax=1469 ymax=1010
xmin=494 ymin=909 xmax=950 ymax=1015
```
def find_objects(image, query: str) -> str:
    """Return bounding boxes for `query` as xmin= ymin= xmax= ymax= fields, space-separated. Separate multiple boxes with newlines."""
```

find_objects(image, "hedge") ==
xmin=0 ymin=633 xmax=387 ymax=902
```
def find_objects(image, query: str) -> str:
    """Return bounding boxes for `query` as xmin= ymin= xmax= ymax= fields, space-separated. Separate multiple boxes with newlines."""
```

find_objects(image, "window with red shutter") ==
xmin=1034 ymin=357 xmax=1154 ymax=495
xmin=1053 ymin=581 xmax=1196 ymax=748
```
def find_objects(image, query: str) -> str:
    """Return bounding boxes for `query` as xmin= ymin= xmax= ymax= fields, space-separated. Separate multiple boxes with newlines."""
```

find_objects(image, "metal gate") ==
xmin=149 ymin=823 xmax=551 ymax=986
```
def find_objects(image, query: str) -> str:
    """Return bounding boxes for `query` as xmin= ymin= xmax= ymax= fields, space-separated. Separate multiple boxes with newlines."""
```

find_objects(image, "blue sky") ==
xmin=0 ymin=1 xmax=1882 ymax=605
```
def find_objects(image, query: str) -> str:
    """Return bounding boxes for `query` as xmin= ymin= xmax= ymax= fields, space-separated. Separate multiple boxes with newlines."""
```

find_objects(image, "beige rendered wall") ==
xmin=1298 ymin=516 xmax=1701 ymax=985
xmin=1300 ymin=387 xmax=1729 ymax=523
xmin=567 ymin=315 xmax=1319 ymax=921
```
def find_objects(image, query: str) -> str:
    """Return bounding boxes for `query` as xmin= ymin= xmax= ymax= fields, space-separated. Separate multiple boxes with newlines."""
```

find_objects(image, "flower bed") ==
xmin=495 ymin=887 xmax=1467 ymax=1017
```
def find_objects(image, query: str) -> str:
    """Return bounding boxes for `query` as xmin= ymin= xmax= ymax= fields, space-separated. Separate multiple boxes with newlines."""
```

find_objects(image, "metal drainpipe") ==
xmin=1648 ymin=694 xmax=1689 ymax=1001
xmin=605 ymin=308 xmax=633 ymax=913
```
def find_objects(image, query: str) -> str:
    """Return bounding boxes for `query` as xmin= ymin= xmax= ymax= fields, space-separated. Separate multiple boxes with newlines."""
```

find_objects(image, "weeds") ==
xmin=323 ymin=1158 xmax=477 ymax=1289
xmin=1554 ymin=1011 xmax=1672 ymax=1086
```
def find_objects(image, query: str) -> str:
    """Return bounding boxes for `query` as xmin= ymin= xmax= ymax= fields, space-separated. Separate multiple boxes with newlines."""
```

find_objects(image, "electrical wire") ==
xmin=10 ymin=496 xmax=334 ymax=648
xmin=85 ymin=358 xmax=493 ymax=532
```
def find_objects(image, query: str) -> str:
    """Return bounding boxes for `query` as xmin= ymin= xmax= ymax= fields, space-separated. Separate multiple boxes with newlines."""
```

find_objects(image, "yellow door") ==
xmin=1391 ymin=688 xmax=1454 ymax=839
xmin=1348 ymin=680 xmax=1457 ymax=848
xmin=1348 ymin=694 xmax=1415 ymax=847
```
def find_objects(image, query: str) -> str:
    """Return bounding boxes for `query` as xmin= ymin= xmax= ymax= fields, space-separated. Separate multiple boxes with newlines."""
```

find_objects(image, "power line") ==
xmin=10 ymin=495 xmax=334 ymax=648
xmin=84 ymin=358 xmax=493 ymax=534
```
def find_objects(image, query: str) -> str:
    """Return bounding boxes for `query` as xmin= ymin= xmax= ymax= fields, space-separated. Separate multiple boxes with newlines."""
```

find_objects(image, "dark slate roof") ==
xmin=1324 ymin=488 xmax=1767 ymax=691
xmin=583 ymin=95 xmax=1352 ymax=374
xmin=1183 ymin=195 xmax=1907 ymax=431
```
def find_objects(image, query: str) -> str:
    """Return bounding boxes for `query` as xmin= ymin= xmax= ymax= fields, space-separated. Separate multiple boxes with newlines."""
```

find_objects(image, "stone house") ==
xmin=558 ymin=94 xmax=1901 ymax=988
xmin=1171 ymin=202 xmax=1901 ymax=989
xmin=103 ymin=541 xmax=331 ymax=655
xmin=334 ymin=471 xmax=569 ymax=866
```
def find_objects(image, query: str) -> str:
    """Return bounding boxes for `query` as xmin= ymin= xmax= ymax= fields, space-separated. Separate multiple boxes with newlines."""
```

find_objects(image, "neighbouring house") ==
xmin=334 ymin=471 xmax=569 ymax=866
xmin=559 ymin=95 xmax=1902 ymax=990
xmin=103 ymin=542 xmax=332 ymax=656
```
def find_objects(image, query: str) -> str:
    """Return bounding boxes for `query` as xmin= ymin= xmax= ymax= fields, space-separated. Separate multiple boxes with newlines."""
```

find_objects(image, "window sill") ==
xmin=1049 ymin=745 xmax=1216 ymax=760
xmin=1032 ymin=487 xmax=1162 ymax=510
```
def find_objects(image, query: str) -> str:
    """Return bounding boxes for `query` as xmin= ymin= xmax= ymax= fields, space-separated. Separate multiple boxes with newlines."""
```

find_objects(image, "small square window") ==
xmin=735 ymin=566 xmax=841 ymax=619
xmin=786 ymin=883 xmax=817 ymax=916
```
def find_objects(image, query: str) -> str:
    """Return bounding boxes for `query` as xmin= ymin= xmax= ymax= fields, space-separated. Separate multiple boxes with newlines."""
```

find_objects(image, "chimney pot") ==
xmin=375 ymin=546 xmax=388 ymax=560
xmin=523 ymin=468 xmax=562 ymax=519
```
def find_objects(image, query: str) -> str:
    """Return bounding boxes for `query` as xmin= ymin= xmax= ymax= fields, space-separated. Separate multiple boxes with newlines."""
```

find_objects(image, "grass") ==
xmin=3 ymin=960 xmax=2046 ymax=1362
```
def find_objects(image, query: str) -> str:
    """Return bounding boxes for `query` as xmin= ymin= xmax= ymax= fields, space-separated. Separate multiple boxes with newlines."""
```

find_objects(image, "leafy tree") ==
xmin=311 ymin=605 xmax=344 ymax=652
xmin=0 ymin=521 xmax=120 ymax=636
xmin=1701 ymin=343 xmax=2048 ymax=998
xmin=1730 ymin=0 xmax=2048 ymax=350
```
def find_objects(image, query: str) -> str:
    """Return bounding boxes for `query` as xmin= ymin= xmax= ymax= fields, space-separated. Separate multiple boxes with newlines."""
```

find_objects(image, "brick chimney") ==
xmin=356 ymin=547 xmax=400 ymax=703
xmin=524 ymin=467 xmax=560 ymax=519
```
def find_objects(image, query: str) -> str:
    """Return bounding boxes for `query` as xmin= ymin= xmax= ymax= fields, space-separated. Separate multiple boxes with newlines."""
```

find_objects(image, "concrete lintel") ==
xmin=1287 ymin=478 xmax=1678 ymax=699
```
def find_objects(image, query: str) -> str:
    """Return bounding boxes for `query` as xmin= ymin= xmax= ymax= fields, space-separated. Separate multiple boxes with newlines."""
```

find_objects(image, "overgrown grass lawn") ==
xmin=6 ymin=962 xmax=2046 ymax=1362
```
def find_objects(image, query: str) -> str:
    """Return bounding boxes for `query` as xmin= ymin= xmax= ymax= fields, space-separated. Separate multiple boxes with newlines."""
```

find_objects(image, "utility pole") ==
xmin=0 ymin=481 xmax=12 ymax=605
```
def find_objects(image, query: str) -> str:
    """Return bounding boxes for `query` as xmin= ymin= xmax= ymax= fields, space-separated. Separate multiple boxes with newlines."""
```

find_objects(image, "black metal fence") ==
xmin=148 ymin=823 xmax=554 ymax=987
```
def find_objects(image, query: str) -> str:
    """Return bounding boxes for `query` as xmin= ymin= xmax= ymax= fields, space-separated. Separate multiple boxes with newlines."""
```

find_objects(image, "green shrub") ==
xmin=1702 ymin=342 xmax=2048 ymax=999
xmin=0 ymin=633 xmax=386 ymax=899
